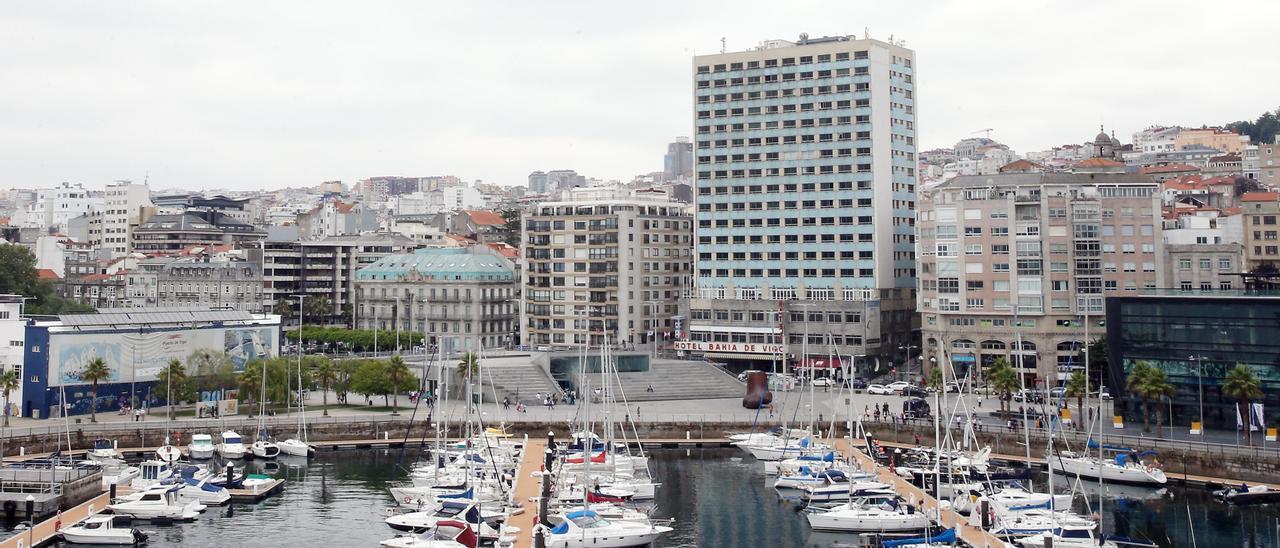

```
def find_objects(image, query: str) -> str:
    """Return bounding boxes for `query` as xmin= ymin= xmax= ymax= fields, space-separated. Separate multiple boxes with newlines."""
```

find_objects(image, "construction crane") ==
xmin=971 ymin=128 xmax=994 ymax=140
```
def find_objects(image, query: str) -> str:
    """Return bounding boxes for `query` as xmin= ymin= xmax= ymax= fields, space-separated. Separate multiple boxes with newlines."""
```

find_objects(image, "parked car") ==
xmin=867 ymin=384 xmax=892 ymax=395
xmin=900 ymin=386 xmax=928 ymax=398
xmin=945 ymin=382 xmax=962 ymax=394
xmin=1049 ymin=387 xmax=1067 ymax=398
xmin=811 ymin=378 xmax=835 ymax=388
xmin=1099 ymin=386 xmax=1113 ymax=400
xmin=903 ymin=397 xmax=931 ymax=419
xmin=846 ymin=378 xmax=868 ymax=390
xmin=887 ymin=381 xmax=914 ymax=394
xmin=1013 ymin=389 xmax=1045 ymax=404
xmin=737 ymin=370 xmax=764 ymax=383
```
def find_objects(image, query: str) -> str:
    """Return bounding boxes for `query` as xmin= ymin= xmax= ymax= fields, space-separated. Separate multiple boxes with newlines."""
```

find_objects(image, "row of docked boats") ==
xmin=379 ymin=341 xmax=672 ymax=547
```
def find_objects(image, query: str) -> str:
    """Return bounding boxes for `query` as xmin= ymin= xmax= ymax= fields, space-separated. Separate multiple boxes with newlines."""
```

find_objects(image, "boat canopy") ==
xmin=882 ymin=528 xmax=956 ymax=548
xmin=796 ymin=452 xmax=836 ymax=462
xmin=93 ymin=439 xmax=113 ymax=450
xmin=438 ymin=487 xmax=473 ymax=500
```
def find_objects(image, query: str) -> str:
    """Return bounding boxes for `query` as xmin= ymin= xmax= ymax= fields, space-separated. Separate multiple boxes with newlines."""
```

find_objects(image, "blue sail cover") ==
xmin=883 ymin=528 xmax=956 ymax=547
xmin=1087 ymin=439 xmax=1133 ymax=452
xmin=438 ymin=487 xmax=474 ymax=499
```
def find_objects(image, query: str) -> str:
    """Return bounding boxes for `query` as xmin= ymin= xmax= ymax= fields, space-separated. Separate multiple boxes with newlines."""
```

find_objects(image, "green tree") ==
xmin=1127 ymin=361 xmax=1173 ymax=433
xmin=0 ymin=371 xmax=19 ymax=427
xmin=156 ymin=359 xmax=193 ymax=421
xmin=272 ymin=298 xmax=295 ymax=320
xmin=457 ymin=352 xmax=479 ymax=379
xmin=987 ymin=357 xmax=1019 ymax=413
xmin=928 ymin=366 xmax=944 ymax=392
xmin=1223 ymin=364 xmax=1264 ymax=444
xmin=352 ymin=359 xmax=391 ymax=405
xmin=312 ymin=359 xmax=338 ymax=416
xmin=1077 ymin=337 xmax=1108 ymax=390
xmin=187 ymin=349 xmax=238 ymax=396
xmin=237 ymin=358 xmax=293 ymax=407
xmin=303 ymin=296 xmax=332 ymax=325
xmin=0 ymin=245 xmax=92 ymax=314
xmin=1226 ymin=108 xmax=1280 ymax=144
xmin=386 ymin=355 xmax=414 ymax=409
xmin=1065 ymin=369 xmax=1090 ymax=421
xmin=75 ymin=357 xmax=112 ymax=423
xmin=499 ymin=208 xmax=522 ymax=247
xmin=333 ymin=360 xmax=360 ymax=404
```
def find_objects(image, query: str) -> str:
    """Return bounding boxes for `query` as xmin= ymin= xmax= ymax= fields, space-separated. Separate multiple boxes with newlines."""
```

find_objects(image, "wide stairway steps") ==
xmin=609 ymin=359 xmax=744 ymax=402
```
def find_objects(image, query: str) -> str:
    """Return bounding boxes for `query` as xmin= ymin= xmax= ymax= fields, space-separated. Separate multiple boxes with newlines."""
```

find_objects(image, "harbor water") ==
xmin=50 ymin=447 xmax=1280 ymax=547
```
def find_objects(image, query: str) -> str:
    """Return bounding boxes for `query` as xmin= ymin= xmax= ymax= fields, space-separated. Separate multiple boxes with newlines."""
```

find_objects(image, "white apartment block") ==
xmin=101 ymin=180 xmax=153 ymax=257
xmin=22 ymin=182 xmax=103 ymax=232
xmin=0 ymin=295 xmax=25 ymax=418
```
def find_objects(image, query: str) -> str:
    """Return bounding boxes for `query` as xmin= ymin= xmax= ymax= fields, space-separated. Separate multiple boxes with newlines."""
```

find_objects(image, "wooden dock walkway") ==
xmin=510 ymin=439 xmax=546 ymax=548
xmin=0 ymin=492 xmax=110 ymax=548
xmin=833 ymin=438 xmax=1009 ymax=548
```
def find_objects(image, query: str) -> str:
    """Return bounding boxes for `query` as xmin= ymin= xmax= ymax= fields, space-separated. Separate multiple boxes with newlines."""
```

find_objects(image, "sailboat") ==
xmin=280 ymin=331 xmax=315 ymax=457
xmin=250 ymin=356 xmax=281 ymax=459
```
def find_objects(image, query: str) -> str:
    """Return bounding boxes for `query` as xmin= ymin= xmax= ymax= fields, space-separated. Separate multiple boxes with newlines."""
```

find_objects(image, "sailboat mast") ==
xmin=1013 ymin=303 xmax=1033 ymax=490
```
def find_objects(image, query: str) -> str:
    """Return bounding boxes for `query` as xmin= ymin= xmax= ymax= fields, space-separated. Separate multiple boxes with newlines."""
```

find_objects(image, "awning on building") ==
xmin=796 ymin=357 xmax=843 ymax=369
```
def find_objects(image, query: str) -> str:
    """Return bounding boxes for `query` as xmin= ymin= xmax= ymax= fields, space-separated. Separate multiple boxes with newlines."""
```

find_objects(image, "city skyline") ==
xmin=2 ymin=1 xmax=1277 ymax=191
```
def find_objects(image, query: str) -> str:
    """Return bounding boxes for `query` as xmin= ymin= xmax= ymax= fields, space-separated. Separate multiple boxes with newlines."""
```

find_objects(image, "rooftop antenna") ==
xmin=719 ymin=37 xmax=726 ymax=54
xmin=864 ymin=27 xmax=869 ymax=40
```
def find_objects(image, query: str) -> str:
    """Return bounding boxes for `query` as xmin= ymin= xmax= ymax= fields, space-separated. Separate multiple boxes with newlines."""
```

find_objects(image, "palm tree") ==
xmin=312 ymin=359 xmax=338 ymax=416
xmin=238 ymin=362 xmax=263 ymax=405
xmin=456 ymin=352 xmax=479 ymax=380
xmin=76 ymin=357 xmax=112 ymax=423
xmin=1223 ymin=364 xmax=1264 ymax=443
xmin=0 ymin=371 xmax=19 ymax=427
xmin=303 ymin=296 xmax=332 ymax=325
xmin=928 ymin=366 xmax=944 ymax=392
xmin=1065 ymin=370 xmax=1089 ymax=422
xmin=1146 ymin=367 xmax=1175 ymax=434
xmin=987 ymin=357 xmax=1019 ymax=413
xmin=157 ymin=359 xmax=188 ymax=421
xmin=386 ymin=355 xmax=412 ymax=410
xmin=1131 ymin=361 xmax=1172 ymax=435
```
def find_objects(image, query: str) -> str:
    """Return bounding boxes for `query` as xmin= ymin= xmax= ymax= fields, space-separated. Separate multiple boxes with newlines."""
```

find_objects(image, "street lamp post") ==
xmin=899 ymin=344 xmax=919 ymax=384
xmin=1190 ymin=354 xmax=1204 ymax=433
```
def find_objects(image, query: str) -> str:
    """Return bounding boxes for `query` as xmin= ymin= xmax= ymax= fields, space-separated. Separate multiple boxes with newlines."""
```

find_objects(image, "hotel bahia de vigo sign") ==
xmin=673 ymin=340 xmax=787 ymax=354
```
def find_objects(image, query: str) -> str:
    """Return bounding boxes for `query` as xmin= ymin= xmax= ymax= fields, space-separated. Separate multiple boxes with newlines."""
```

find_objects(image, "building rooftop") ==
xmin=935 ymin=171 xmax=1156 ymax=190
xmin=1241 ymin=191 xmax=1279 ymax=203
xmin=356 ymin=247 xmax=514 ymax=282
xmin=462 ymin=210 xmax=507 ymax=226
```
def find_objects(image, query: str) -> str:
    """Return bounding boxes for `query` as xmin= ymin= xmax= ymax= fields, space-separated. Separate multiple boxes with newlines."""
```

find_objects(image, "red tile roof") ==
xmin=333 ymin=200 xmax=356 ymax=214
xmin=78 ymin=273 xmax=113 ymax=282
xmin=1073 ymin=157 xmax=1126 ymax=168
xmin=1242 ymin=191 xmax=1279 ymax=203
xmin=998 ymin=159 xmax=1043 ymax=173
xmin=36 ymin=269 xmax=60 ymax=280
xmin=484 ymin=242 xmax=519 ymax=259
xmin=464 ymin=210 xmax=507 ymax=226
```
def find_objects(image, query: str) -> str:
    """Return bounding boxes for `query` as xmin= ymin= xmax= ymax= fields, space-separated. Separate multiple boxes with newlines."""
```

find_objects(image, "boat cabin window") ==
xmin=141 ymin=494 xmax=162 ymax=501
xmin=84 ymin=521 xmax=102 ymax=529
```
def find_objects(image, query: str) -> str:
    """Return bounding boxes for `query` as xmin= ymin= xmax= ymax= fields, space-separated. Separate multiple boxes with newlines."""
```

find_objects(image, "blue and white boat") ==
xmin=543 ymin=509 xmax=672 ymax=548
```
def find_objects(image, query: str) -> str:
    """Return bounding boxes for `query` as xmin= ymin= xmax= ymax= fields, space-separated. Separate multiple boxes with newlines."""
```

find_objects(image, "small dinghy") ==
xmin=1214 ymin=483 xmax=1280 ymax=505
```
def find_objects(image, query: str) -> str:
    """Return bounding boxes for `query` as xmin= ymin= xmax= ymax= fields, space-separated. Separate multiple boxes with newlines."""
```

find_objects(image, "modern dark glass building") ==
xmin=1105 ymin=291 xmax=1280 ymax=430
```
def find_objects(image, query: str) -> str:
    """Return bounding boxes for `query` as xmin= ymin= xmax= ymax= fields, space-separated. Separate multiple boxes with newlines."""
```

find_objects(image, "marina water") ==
xmin=49 ymin=447 xmax=1280 ymax=547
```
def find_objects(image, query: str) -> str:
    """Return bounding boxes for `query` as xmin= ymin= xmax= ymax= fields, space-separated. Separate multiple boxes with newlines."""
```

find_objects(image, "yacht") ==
xmin=188 ymin=434 xmax=215 ymax=459
xmin=806 ymin=496 xmax=934 ymax=533
xmin=1049 ymin=451 xmax=1166 ymax=486
xmin=99 ymin=462 xmax=140 ymax=489
xmin=107 ymin=485 xmax=201 ymax=521
xmin=130 ymin=460 xmax=174 ymax=491
xmin=217 ymin=431 xmax=247 ymax=459
xmin=59 ymin=515 xmax=148 ymax=545
xmin=543 ymin=509 xmax=672 ymax=548
xmin=87 ymin=438 xmax=123 ymax=463
xmin=278 ymin=437 xmax=315 ymax=457
xmin=1016 ymin=523 xmax=1118 ymax=548
xmin=380 ymin=519 xmax=478 ymax=547
xmin=251 ymin=438 xmax=281 ymax=459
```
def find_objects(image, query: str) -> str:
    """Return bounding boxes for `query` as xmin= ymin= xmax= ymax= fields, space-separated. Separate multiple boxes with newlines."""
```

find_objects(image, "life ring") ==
xmin=403 ymin=496 xmax=412 ymax=503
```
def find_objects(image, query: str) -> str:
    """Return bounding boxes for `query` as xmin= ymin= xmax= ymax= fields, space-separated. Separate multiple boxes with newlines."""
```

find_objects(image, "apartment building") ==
xmin=101 ymin=180 xmax=154 ymax=258
xmin=355 ymin=246 xmax=517 ymax=354
xmin=916 ymin=172 xmax=1164 ymax=386
xmin=132 ymin=211 xmax=266 ymax=253
xmin=1242 ymin=191 xmax=1280 ymax=271
xmin=686 ymin=35 xmax=918 ymax=373
xmin=520 ymin=195 xmax=692 ymax=349
xmin=0 ymin=295 xmax=25 ymax=417
xmin=251 ymin=232 xmax=420 ymax=322
xmin=126 ymin=256 xmax=264 ymax=311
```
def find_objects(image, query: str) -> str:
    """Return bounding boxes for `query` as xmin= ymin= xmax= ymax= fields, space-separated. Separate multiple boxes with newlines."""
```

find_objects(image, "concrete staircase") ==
xmin=609 ymin=359 xmax=744 ymax=402
xmin=480 ymin=354 xmax=562 ymax=404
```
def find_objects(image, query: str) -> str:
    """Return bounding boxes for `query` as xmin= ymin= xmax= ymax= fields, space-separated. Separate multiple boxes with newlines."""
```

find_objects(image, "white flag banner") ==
xmin=1237 ymin=403 xmax=1244 ymax=431
xmin=875 ymin=357 xmax=881 ymax=372
xmin=1252 ymin=403 xmax=1265 ymax=432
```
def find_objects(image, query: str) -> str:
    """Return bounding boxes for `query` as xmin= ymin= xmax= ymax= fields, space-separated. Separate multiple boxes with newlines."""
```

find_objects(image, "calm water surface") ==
xmin=49 ymin=448 xmax=1280 ymax=547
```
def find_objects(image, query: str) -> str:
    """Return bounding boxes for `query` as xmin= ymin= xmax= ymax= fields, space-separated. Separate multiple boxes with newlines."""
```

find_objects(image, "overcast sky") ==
xmin=2 ymin=1 xmax=1276 ymax=191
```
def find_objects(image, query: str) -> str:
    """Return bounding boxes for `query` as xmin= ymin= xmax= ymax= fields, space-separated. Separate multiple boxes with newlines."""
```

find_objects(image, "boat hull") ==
xmin=1049 ymin=457 xmax=1166 ymax=486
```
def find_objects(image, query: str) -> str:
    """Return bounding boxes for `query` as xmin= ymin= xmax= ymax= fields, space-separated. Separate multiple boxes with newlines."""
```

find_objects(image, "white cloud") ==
xmin=0 ymin=0 xmax=1276 ymax=190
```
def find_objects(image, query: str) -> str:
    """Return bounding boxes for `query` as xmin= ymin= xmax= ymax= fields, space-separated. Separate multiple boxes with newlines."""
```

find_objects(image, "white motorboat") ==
xmin=130 ymin=461 xmax=174 ymax=491
xmin=59 ymin=515 xmax=148 ymax=545
xmin=386 ymin=500 xmax=503 ymax=536
xmin=251 ymin=439 xmax=281 ymax=459
xmin=1049 ymin=453 xmax=1166 ymax=486
xmin=108 ymin=485 xmax=201 ymax=521
xmin=188 ymin=434 xmax=216 ymax=459
xmin=170 ymin=466 xmax=232 ymax=505
xmin=100 ymin=463 xmax=140 ymax=489
xmin=278 ymin=437 xmax=315 ymax=457
xmin=806 ymin=496 xmax=934 ymax=532
xmin=87 ymin=438 xmax=123 ymax=463
xmin=119 ymin=484 xmax=210 ymax=513
xmin=1016 ymin=523 xmax=1118 ymax=548
xmin=380 ymin=519 xmax=478 ymax=547
xmin=543 ymin=509 xmax=672 ymax=548
xmin=217 ymin=431 xmax=247 ymax=459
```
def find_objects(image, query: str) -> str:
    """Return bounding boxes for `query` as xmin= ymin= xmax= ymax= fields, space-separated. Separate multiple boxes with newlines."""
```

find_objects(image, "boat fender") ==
xmin=54 ymin=517 xmax=61 ymax=530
